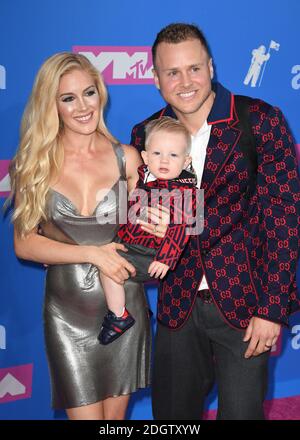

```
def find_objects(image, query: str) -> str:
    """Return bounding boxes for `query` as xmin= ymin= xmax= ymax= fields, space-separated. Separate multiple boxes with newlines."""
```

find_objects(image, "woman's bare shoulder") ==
xmin=121 ymin=144 xmax=142 ymax=164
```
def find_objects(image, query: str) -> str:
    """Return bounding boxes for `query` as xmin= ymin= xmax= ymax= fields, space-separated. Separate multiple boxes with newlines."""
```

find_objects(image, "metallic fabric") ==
xmin=40 ymin=144 xmax=151 ymax=409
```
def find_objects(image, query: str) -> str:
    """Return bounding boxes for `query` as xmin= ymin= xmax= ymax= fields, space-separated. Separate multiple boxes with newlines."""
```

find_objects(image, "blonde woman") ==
xmin=9 ymin=53 xmax=163 ymax=420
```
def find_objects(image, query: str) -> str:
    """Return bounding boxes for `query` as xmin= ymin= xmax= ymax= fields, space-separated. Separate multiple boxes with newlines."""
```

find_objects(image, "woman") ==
xmin=9 ymin=52 xmax=164 ymax=420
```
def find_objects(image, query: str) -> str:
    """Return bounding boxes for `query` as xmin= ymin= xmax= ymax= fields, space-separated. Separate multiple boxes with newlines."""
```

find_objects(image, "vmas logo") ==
xmin=243 ymin=40 xmax=280 ymax=88
xmin=0 ymin=64 xmax=6 ymax=89
xmin=73 ymin=46 xmax=154 ymax=85
xmin=0 ymin=364 xmax=33 ymax=404
xmin=0 ymin=160 xmax=10 ymax=197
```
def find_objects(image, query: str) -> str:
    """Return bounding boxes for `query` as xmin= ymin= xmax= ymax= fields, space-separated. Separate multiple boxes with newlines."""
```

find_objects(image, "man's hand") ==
xmin=148 ymin=261 xmax=169 ymax=279
xmin=243 ymin=316 xmax=281 ymax=358
xmin=137 ymin=205 xmax=169 ymax=238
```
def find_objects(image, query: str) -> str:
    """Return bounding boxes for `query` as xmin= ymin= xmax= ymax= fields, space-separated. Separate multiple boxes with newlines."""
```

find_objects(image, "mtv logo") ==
xmin=0 ymin=160 xmax=10 ymax=197
xmin=0 ymin=65 xmax=6 ymax=90
xmin=270 ymin=329 xmax=283 ymax=357
xmin=73 ymin=46 xmax=154 ymax=85
xmin=0 ymin=364 xmax=33 ymax=403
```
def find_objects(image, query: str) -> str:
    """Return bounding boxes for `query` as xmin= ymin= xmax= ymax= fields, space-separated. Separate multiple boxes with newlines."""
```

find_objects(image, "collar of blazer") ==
xmin=160 ymin=83 xmax=242 ymax=199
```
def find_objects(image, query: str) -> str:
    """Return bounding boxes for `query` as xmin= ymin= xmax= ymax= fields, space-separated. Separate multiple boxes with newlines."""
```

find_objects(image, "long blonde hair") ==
xmin=9 ymin=52 xmax=117 ymax=237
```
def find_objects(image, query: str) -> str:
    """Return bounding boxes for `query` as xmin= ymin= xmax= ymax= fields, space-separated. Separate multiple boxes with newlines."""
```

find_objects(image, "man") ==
xmin=130 ymin=23 xmax=300 ymax=420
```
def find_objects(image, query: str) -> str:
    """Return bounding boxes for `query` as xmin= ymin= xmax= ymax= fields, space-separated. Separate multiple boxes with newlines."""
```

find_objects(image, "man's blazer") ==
xmin=130 ymin=82 xmax=300 ymax=330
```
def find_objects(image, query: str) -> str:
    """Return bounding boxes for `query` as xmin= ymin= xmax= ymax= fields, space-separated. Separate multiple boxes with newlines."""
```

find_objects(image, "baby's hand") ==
xmin=148 ymin=261 xmax=169 ymax=279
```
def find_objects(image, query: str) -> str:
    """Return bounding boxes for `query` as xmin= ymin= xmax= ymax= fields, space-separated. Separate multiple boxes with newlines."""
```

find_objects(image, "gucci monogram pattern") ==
xmin=118 ymin=165 xmax=198 ymax=270
xmin=130 ymin=83 xmax=300 ymax=329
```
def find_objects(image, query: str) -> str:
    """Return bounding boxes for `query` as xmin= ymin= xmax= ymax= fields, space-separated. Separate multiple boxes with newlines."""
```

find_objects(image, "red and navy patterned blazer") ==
xmin=118 ymin=164 xmax=199 ymax=270
xmin=130 ymin=82 xmax=300 ymax=330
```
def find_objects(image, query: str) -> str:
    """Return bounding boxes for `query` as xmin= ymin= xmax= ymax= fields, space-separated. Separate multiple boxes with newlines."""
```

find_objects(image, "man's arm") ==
xmin=252 ymin=102 xmax=300 ymax=325
xmin=244 ymin=102 xmax=300 ymax=358
xmin=130 ymin=107 xmax=167 ymax=151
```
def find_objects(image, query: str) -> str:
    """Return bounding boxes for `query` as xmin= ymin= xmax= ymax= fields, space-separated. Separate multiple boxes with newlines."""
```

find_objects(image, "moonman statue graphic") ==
xmin=243 ymin=45 xmax=270 ymax=87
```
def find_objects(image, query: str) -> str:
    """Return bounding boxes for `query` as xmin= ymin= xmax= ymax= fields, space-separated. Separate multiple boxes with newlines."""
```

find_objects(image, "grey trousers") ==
xmin=116 ymin=241 xmax=156 ymax=283
xmin=152 ymin=296 xmax=270 ymax=420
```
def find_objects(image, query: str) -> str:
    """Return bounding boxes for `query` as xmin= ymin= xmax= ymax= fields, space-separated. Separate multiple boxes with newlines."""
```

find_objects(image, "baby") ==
xmin=98 ymin=116 xmax=197 ymax=344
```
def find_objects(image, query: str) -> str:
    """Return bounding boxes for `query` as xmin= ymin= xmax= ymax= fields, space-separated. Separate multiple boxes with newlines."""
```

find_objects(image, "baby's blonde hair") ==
xmin=145 ymin=116 xmax=191 ymax=153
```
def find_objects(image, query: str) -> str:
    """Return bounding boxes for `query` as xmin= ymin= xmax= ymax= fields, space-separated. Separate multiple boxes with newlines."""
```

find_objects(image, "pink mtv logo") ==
xmin=0 ymin=364 xmax=33 ymax=404
xmin=73 ymin=46 xmax=154 ymax=85
xmin=0 ymin=160 xmax=10 ymax=197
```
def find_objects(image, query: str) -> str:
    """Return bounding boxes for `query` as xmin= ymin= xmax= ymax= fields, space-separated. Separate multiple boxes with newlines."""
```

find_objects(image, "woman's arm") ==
xmin=14 ymin=229 xmax=93 ymax=264
xmin=14 ymin=230 xmax=135 ymax=284
xmin=122 ymin=144 xmax=143 ymax=192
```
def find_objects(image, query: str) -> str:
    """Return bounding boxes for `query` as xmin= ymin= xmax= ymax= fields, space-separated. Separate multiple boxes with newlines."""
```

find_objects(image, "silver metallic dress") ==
xmin=40 ymin=143 xmax=151 ymax=410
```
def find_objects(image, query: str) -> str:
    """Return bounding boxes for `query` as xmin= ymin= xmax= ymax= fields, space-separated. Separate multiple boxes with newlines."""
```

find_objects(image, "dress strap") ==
xmin=112 ymin=143 xmax=127 ymax=180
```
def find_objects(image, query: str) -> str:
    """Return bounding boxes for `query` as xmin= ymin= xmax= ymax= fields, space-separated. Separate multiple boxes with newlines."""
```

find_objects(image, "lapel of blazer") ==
xmin=200 ymin=84 xmax=241 ymax=199
xmin=159 ymin=84 xmax=242 ymax=200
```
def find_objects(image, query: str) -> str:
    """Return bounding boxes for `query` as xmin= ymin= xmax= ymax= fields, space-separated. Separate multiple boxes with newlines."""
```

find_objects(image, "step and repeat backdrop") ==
xmin=0 ymin=0 xmax=299 ymax=420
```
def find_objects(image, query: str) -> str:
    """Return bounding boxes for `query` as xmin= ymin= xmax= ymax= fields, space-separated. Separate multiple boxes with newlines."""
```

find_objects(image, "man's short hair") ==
xmin=152 ymin=23 xmax=212 ymax=66
xmin=145 ymin=116 xmax=191 ymax=153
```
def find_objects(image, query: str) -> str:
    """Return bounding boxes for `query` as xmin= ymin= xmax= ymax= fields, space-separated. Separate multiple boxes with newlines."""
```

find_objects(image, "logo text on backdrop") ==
xmin=291 ymin=65 xmax=300 ymax=90
xmin=0 ymin=325 xmax=6 ymax=350
xmin=0 ymin=65 xmax=6 ymax=89
xmin=73 ymin=46 xmax=154 ymax=84
xmin=0 ymin=160 xmax=10 ymax=197
xmin=0 ymin=364 xmax=33 ymax=404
